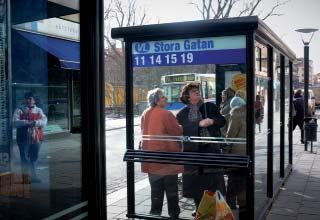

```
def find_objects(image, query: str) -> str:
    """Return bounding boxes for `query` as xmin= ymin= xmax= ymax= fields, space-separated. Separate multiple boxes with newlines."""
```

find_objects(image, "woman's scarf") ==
xmin=188 ymin=103 xmax=202 ymax=122
xmin=188 ymin=102 xmax=210 ymax=137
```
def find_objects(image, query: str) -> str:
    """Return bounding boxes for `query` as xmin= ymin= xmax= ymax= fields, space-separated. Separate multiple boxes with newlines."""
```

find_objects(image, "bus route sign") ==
xmin=132 ymin=35 xmax=246 ymax=67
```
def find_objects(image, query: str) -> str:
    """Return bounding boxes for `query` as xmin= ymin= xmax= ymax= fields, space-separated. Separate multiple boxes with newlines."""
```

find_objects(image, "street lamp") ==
xmin=295 ymin=28 xmax=318 ymax=151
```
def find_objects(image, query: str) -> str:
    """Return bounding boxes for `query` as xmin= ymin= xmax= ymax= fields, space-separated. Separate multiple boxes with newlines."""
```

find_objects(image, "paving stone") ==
xmin=278 ymin=189 xmax=306 ymax=197
xmin=266 ymin=213 xmax=296 ymax=220
xmin=300 ymin=200 xmax=320 ymax=209
xmin=305 ymin=186 xmax=320 ymax=192
xmin=272 ymin=200 xmax=301 ymax=210
xmin=111 ymin=198 xmax=128 ymax=207
xmin=270 ymin=206 xmax=298 ymax=216
xmin=113 ymin=212 xmax=129 ymax=219
xmin=308 ymin=177 xmax=320 ymax=182
xmin=298 ymin=206 xmax=320 ymax=215
xmin=107 ymin=212 xmax=122 ymax=220
xmin=306 ymin=181 xmax=320 ymax=187
xmin=107 ymin=205 xmax=127 ymax=214
xmin=296 ymin=214 xmax=320 ymax=220
xmin=301 ymin=191 xmax=320 ymax=202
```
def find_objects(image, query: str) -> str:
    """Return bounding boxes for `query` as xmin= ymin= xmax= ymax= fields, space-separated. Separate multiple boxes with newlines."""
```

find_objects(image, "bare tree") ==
xmin=104 ymin=0 xmax=148 ymax=83
xmin=104 ymin=0 xmax=149 ymax=113
xmin=190 ymin=0 xmax=290 ymax=20
xmin=105 ymin=0 xmax=147 ymax=65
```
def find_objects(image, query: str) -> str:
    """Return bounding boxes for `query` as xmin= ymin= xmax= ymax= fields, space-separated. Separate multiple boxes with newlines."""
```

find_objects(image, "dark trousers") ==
xmin=226 ymin=170 xmax=246 ymax=209
xmin=293 ymin=117 xmax=304 ymax=141
xmin=18 ymin=142 xmax=41 ymax=178
xmin=148 ymin=174 xmax=180 ymax=218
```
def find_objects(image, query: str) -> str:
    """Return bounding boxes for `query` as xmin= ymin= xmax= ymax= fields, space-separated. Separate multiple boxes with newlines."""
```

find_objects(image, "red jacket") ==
xmin=13 ymin=105 xmax=47 ymax=144
xmin=141 ymin=106 xmax=183 ymax=175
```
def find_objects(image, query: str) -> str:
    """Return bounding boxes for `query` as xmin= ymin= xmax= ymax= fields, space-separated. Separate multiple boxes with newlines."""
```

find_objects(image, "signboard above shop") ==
xmin=13 ymin=18 xmax=79 ymax=41
xmin=132 ymin=35 xmax=246 ymax=67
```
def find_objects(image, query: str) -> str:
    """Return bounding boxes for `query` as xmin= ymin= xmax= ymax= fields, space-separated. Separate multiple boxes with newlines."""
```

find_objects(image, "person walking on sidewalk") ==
xmin=13 ymin=92 xmax=47 ymax=183
xmin=293 ymin=89 xmax=305 ymax=144
xmin=140 ymin=88 xmax=183 ymax=219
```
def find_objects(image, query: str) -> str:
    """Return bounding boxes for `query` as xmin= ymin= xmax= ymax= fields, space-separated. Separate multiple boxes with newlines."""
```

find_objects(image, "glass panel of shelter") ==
xmin=0 ymin=1 xmax=86 ymax=219
xmin=132 ymin=35 xmax=248 ymax=219
xmin=284 ymin=58 xmax=290 ymax=172
xmin=254 ymin=41 xmax=269 ymax=216
xmin=273 ymin=50 xmax=282 ymax=190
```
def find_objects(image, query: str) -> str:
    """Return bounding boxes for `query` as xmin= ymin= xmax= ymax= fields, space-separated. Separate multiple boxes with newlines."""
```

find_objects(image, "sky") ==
xmin=125 ymin=0 xmax=320 ymax=73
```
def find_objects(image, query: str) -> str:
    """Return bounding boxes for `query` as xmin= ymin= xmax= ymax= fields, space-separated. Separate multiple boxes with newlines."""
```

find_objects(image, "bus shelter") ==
xmin=111 ymin=16 xmax=295 ymax=220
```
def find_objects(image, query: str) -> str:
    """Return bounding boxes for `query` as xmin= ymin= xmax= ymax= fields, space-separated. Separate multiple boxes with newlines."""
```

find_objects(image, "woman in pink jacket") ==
xmin=141 ymin=88 xmax=183 ymax=219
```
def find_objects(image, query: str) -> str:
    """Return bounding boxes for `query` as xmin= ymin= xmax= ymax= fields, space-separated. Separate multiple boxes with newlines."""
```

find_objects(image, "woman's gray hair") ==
xmin=147 ymin=88 xmax=163 ymax=107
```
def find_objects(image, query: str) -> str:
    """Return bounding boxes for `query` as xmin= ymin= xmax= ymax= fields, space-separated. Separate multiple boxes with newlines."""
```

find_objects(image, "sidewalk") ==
xmin=107 ymin=130 xmax=320 ymax=220
xmin=266 ymin=143 xmax=320 ymax=220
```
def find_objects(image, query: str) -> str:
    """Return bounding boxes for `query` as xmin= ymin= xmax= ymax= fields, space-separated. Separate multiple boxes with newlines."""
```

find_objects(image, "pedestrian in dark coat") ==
xmin=254 ymin=94 xmax=264 ymax=133
xmin=293 ymin=89 xmax=305 ymax=143
xmin=176 ymin=82 xmax=226 ymax=213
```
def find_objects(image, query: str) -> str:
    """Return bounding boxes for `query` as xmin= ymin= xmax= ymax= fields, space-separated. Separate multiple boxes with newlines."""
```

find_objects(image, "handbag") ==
xmin=196 ymin=190 xmax=235 ymax=220
xmin=28 ymin=127 xmax=44 ymax=144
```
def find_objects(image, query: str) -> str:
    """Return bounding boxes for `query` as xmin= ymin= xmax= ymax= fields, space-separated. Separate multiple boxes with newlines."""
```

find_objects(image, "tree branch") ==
xmin=189 ymin=2 xmax=205 ymax=19
xmin=225 ymin=0 xmax=239 ymax=18
xmin=248 ymin=0 xmax=262 ymax=16
xmin=261 ymin=0 xmax=290 ymax=20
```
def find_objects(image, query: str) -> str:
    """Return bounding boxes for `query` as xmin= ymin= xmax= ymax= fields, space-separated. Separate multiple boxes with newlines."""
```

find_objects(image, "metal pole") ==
xmin=304 ymin=44 xmax=309 ymax=151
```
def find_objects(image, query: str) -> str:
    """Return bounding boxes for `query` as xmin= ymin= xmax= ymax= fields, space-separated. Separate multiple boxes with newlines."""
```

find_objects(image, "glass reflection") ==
xmin=0 ymin=1 xmax=84 ymax=219
xmin=254 ymin=42 xmax=269 ymax=216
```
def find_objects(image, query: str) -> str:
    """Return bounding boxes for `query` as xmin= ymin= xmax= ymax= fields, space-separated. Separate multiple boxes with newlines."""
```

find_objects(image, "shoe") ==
xmin=30 ymin=177 xmax=41 ymax=183
xmin=191 ymin=209 xmax=196 ymax=217
xmin=301 ymin=140 xmax=305 ymax=144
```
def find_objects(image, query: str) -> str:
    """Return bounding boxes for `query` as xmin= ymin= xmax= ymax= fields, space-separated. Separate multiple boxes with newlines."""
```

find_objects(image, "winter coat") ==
xmin=177 ymin=102 xmax=226 ymax=153
xmin=220 ymin=99 xmax=232 ymax=136
xmin=226 ymin=105 xmax=246 ymax=155
xmin=254 ymin=100 xmax=263 ymax=124
xmin=13 ymin=105 xmax=47 ymax=145
xmin=140 ymin=106 xmax=183 ymax=175
xmin=293 ymin=94 xmax=304 ymax=120
xmin=176 ymin=102 xmax=226 ymax=198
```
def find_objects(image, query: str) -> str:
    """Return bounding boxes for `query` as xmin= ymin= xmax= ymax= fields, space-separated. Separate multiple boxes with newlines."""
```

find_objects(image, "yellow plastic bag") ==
xmin=196 ymin=190 xmax=235 ymax=220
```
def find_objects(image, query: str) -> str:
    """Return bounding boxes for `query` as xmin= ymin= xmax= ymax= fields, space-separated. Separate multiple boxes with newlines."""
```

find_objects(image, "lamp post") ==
xmin=295 ymin=28 xmax=318 ymax=151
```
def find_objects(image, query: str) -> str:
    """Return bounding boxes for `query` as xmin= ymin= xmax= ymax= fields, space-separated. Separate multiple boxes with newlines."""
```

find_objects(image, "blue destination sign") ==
xmin=132 ymin=35 xmax=246 ymax=67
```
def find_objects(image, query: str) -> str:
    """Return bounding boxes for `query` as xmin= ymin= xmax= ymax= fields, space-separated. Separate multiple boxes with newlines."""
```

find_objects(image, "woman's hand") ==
xmin=27 ymin=121 xmax=36 ymax=127
xmin=199 ymin=118 xmax=214 ymax=127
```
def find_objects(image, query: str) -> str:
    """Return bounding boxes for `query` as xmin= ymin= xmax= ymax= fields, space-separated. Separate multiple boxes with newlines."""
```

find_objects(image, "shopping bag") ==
xmin=195 ymin=190 xmax=235 ymax=220
xmin=215 ymin=190 xmax=235 ymax=220
xmin=195 ymin=190 xmax=216 ymax=220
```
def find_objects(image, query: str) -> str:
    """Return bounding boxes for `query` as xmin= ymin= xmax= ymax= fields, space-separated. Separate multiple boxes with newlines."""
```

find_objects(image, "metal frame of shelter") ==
xmin=111 ymin=16 xmax=296 ymax=220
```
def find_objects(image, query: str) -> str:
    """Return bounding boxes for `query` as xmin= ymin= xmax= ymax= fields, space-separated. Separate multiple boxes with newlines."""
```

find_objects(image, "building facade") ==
xmin=293 ymin=57 xmax=314 ymax=88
